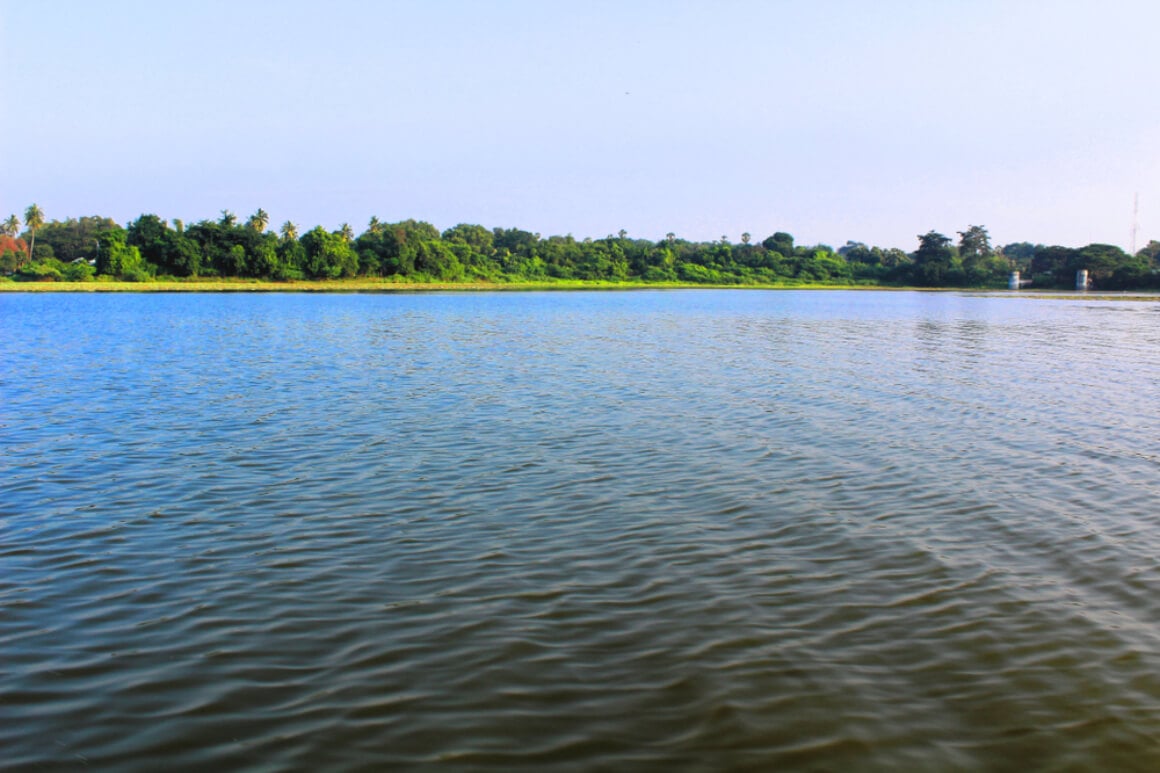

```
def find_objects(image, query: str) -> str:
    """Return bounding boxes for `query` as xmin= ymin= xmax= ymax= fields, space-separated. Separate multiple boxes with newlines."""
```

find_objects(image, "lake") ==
xmin=3 ymin=289 xmax=1160 ymax=771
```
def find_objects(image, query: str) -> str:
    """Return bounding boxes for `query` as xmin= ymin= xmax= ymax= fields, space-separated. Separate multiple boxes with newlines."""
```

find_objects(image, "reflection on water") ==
xmin=2 ymin=290 xmax=1160 ymax=770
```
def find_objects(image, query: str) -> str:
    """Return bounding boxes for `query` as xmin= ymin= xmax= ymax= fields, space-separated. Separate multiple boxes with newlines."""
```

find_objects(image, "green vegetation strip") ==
xmin=0 ymin=278 xmax=879 ymax=293
xmin=3 ymin=206 xmax=1157 ymax=291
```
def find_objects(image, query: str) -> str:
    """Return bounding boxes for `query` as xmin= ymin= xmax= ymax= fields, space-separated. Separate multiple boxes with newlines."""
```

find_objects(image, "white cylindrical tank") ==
xmin=1076 ymin=269 xmax=1089 ymax=290
xmin=1009 ymin=271 xmax=1021 ymax=290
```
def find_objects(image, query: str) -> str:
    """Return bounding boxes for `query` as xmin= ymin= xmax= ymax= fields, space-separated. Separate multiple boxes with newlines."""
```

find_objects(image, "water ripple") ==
xmin=2 ymin=291 xmax=1160 ymax=770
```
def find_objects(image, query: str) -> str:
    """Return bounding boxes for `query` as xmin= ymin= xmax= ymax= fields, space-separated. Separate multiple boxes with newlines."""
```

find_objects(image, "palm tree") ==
xmin=339 ymin=223 xmax=354 ymax=241
xmin=618 ymin=229 xmax=628 ymax=240
xmin=24 ymin=204 xmax=44 ymax=262
xmin=367 ymin=216 xmax=382 ymax=234
xmin=219 ymin=209 xmax=237 ymax=227
xmin=1 ymin=214 xmax=19 ymax=237
xmin=665 ymin=232 xmax=675 ymax=244
xmin=741 ymin=232 xmax=751 ymax=245
xmin=248 ymin=208 xmax=269 ymax=232
xmin=280 ymin=221 xmax=298 ymax=242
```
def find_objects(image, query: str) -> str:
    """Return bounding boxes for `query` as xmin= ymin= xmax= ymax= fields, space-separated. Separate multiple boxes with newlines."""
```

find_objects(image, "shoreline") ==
xmin=0 ymin=279 xmax=900 ymax=293
xmin=1 ymin=279 xmax=1158 ymax=299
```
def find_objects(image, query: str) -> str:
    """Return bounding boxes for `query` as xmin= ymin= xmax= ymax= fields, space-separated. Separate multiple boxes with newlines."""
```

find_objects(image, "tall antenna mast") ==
xmin=1131 ymin=192 xmax=1139 ymax=256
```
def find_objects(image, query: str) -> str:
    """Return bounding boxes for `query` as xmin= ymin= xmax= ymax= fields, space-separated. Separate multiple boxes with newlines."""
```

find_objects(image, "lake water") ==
xmin=3 ymin=289 xmax=1160 ymax=771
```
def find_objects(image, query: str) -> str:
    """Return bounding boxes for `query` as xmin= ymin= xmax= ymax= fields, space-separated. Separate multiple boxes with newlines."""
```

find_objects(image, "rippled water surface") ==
xmin=3 ymin=290 xmax=1160 ymax=771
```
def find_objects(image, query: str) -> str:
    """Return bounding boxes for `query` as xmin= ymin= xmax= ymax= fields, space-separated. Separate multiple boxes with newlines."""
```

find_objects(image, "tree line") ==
xmin=3 ymin=204 xmax=1158 ymax=289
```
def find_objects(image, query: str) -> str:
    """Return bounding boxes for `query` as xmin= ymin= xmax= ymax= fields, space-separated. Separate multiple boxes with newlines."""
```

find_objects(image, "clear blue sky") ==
xmin=2 ymin=0 xmax=1157 ymax=251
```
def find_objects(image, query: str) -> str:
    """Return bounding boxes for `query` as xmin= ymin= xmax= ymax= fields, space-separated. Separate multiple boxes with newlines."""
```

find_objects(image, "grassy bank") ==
xmin=0 ymin=277 xmax=883 ymax=293
xmin=4 ymin=278 xmax=1156 ymax=300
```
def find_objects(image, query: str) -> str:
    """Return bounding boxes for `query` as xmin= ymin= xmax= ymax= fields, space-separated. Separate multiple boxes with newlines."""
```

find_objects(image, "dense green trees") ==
xmin=0 ymin=235 xmax=29 ymax=274
xmin=958 ymin=225 xmax=1006 ymax=284
xmin=1005 ymin=241 xmax=1158 ymax=290
xmin=301 ymin=226 xmax=358 ymax=278
xmin=910 ymin=231 xmax=956 ymax=286
xmin=34 ymin=215 xmax=118 ymax=263
xmin=3 ymin=205 xmax=1156 ymax=288
xmin=127 ymin=214 xmax=200 ymax=276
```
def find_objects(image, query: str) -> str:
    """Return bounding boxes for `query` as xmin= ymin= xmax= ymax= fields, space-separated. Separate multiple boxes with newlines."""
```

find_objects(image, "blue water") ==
xmin=3 ymin=289 xmax=1160 ymax=770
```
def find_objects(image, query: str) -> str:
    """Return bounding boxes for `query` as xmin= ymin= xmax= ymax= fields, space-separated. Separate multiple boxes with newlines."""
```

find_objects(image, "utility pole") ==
xmin=1131 ymin=192 xmax=1139 ymax=256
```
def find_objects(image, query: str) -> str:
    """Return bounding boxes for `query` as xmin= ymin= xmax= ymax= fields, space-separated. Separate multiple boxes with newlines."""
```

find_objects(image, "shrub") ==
xmin=121 ymin=266 xmax=151 ymax=282
xmin=62 ymin=261 xmax=95 ymax=282
xmin=16 ymin=260 xmax=65 ymax=281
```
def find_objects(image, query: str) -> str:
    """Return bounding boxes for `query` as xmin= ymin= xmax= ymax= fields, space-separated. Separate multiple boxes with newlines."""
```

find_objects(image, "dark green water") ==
xmin=3 ymin=290 xmax=1159 ymax=771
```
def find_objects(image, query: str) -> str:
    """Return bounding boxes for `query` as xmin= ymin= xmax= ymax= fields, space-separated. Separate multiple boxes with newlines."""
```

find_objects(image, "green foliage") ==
xmin=909 ymin=231 xmax=960 ymax=286
xmin=1001 ymin=242 xmax=1037 ymax=269
xmin=228 ymin=244 xmax=248 ymax=276
xmin=121 ymin=264 xmax=152 ymax=282
xmin=12 ymin=208 xmax=1158 ymax=290
xmin=354 ymin=226 xmax=402 ymax=275
xmin=275 ymin=239 xmax=306 ymax=279
xmin=247 ymin=208 xmax=269 ymax=232
xmin=16 ymin=259 xmax=64 ymax=281
xmin=1029 ymin=245 xmax=1075 ymax=286
xmin=95 ymin=228 xmax=149 ymax=279
xmin=414 ymin=240 xmax=464 ymax=280
xmin=1 ymin=249 xmax=22 ymax=274
xmin=63 ymin=260 xmax=95 ymax=281
xmin=798 ymin=249 xmax=852 ymax=281
xmin=301 ymin=226 xmax=359 ymax=278
xmin=23 ymin=204 xmax=45 ymax=261
xmin=678 ymin=262 xmax=724 ymax=283
xmin=1079 ymin=244 xmax=1128 ymax=282
xmin=33 ymin=216 xmax=117 ymax=263
xmin=762 ymin=232 xmax=794 ymax=256
xmin=128 ymin=214 xmax=203 ymax=277
xmin=1021 ymin=242 xmax=1153 ymax=289
xmin=442 ymin=223 xmax=494 ymax=255
xmin=14 ymin=255 xmax=95 ymax=282
xmin=958 ymin=225 xmax=1003 ymax=284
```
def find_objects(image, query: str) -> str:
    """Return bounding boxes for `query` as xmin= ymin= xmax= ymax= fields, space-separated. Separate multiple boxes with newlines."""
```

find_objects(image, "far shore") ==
xmin=0 ymin=278 xmax=904 ymax=293
xmin=2 ymin=278 xmax=1158 ymax=300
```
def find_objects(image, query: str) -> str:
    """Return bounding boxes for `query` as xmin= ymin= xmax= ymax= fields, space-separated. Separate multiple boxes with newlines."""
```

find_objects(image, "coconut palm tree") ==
xmin=219 ymin=209 xmax=237 ymax=227
xmin=248 ymin=208 xmax=269 ymax=232
xmin=339 ymin=223 xmax=354 ymax=241
xmin=1 ymin=214 xmax=19 ymax=236
xmin=24 ymin=204 xmax=44 ymax=262
xmin=367 ymin=216 xmax=382 ymax=234
xmin=280 ymin=221 xmax=298 ymax=242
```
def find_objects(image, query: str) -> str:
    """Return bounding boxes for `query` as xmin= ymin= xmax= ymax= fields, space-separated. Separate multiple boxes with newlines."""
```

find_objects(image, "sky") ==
xmin=2 ymin=0 xmax=1158 ymax=251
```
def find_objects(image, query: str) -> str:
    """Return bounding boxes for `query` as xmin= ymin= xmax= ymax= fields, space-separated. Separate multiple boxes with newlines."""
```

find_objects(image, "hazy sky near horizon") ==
xmin=2 ymin=0 xmax=1158 ymax=250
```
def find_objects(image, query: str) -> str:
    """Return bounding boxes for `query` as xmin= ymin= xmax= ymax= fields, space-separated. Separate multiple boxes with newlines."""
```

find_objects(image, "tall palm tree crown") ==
xmin=24 ymin=203 xmax=44 ymax=261
xmin=248 ymin=208 xmax=269 ymax=232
